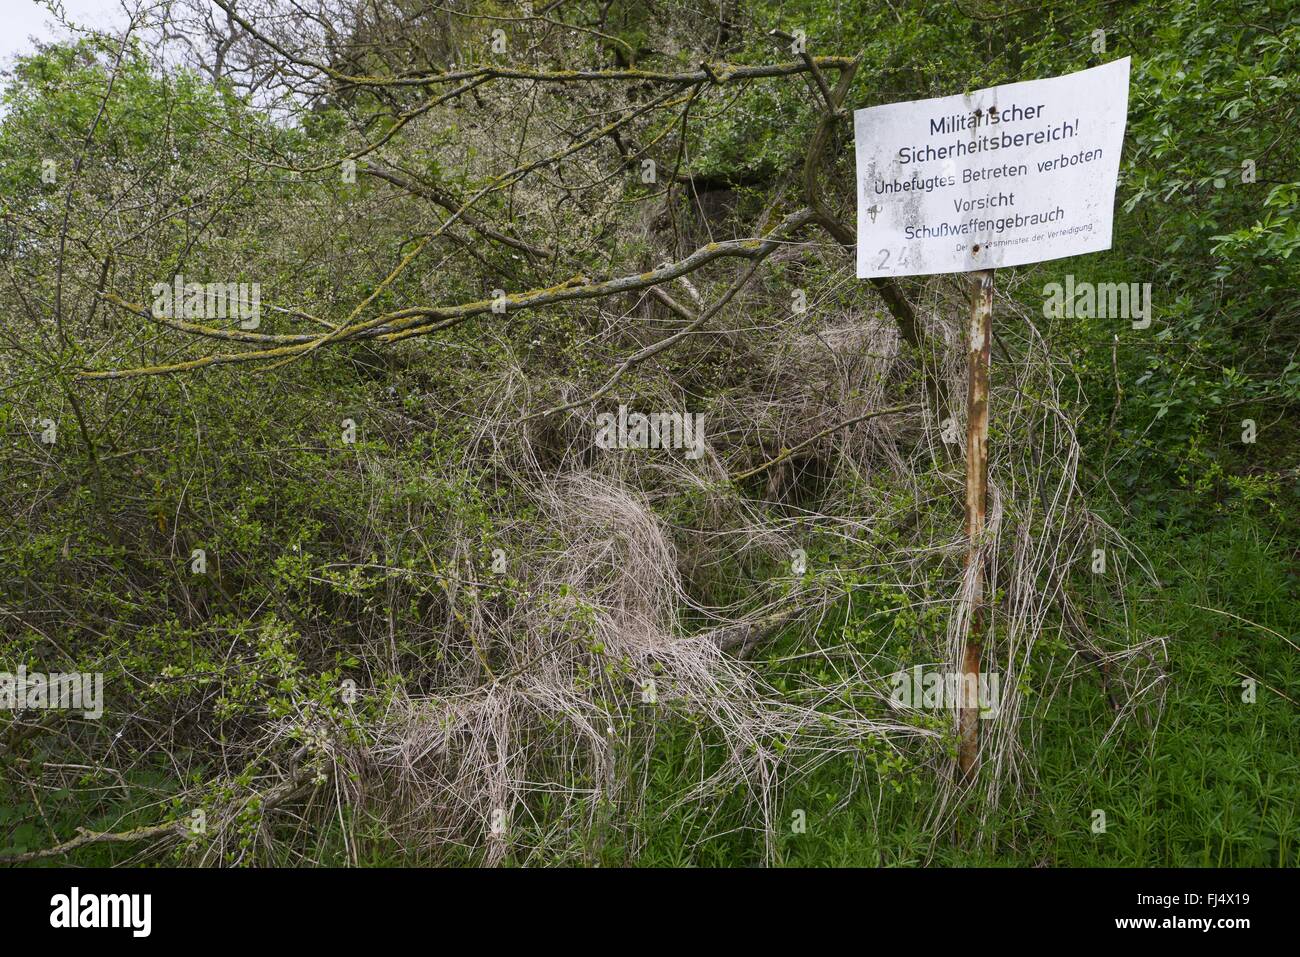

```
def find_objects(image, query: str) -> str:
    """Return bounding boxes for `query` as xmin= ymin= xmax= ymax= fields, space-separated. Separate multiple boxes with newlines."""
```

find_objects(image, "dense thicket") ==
xmin=1 ymin=0 xmax=1295 ymax=866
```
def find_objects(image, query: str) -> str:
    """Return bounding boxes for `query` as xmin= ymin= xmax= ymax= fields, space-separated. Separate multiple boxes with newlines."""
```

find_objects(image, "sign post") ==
xmin=853 ymin=59 xmax=1130 ymax=780
xmin=959 ymin=268 xmax=993 ymax=779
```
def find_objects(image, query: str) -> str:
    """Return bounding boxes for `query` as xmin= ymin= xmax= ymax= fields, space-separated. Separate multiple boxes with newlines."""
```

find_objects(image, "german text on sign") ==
xmin=854 ymin=58 xmax=1130 ymax=278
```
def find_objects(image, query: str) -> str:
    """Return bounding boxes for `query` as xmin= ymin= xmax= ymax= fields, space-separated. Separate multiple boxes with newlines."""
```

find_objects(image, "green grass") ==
xmin=628 ymin=514 xmax=1299 ymax=867
xmin=6 ymin=515 xmax=1293 ymax=867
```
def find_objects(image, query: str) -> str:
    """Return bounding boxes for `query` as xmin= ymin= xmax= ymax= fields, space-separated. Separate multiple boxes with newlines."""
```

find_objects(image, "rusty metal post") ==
xmin=958 ymin=268 xmax=993 ymax=780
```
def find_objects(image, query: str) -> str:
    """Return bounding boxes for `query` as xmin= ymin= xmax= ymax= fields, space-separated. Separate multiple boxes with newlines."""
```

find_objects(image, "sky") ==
xmin=1 ymin=0 xmax=128 ymax=75
xmin=0 ymin=0 xmax=305 ymax=121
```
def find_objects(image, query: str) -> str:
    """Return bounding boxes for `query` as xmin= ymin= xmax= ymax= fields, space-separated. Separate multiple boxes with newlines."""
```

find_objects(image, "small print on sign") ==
xmin=855 ymin=58 xmax=1130 ymax=278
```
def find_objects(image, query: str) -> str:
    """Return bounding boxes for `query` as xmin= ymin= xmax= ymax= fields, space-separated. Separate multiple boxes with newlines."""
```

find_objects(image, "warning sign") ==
xmin=854 ymin=58 xmax=1130 ymax=278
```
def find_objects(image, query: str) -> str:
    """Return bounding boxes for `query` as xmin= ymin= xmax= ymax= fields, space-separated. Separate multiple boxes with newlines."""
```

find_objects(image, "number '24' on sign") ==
xmin=876 ymin=248 xmax=913 ymax=271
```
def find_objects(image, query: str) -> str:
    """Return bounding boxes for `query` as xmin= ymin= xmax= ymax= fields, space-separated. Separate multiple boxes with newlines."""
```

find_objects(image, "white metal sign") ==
xmin=854 ymin=58 xmax=1130 ymax=278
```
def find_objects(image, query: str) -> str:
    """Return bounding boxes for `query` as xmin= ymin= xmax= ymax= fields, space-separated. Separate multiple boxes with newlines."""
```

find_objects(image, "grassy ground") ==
xmin=8 ymin=515 xmax=1294 ymax=867
xmin=629 ymin=514 xmax=1298 ymax=867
